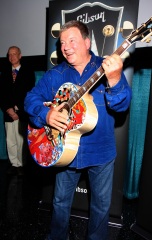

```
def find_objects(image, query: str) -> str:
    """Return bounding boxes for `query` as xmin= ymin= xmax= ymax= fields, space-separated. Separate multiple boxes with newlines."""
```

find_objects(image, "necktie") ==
xmin=12 ymin=69 xmax=18 ymax=82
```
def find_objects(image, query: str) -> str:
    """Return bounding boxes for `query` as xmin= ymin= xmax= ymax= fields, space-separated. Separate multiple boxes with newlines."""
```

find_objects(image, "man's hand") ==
xmin=6 ymin=108 xmax=19 ymax=120
xmin=102 ymin=54 xmax=123 ymax=87
xmin=46 ymin=103 xmax=69 ymax=133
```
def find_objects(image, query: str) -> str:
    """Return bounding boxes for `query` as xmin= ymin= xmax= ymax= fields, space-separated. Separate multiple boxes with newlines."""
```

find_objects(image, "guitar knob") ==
xmin=120 ymin=21 xmax=134 ymax=38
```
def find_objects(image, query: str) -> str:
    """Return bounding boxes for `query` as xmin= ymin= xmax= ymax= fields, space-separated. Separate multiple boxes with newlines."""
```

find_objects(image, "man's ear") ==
xmin=85 ymin=38 xmax=91 ymax=50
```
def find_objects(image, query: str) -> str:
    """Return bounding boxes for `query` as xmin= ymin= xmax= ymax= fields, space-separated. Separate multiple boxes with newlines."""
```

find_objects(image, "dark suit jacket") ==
xmin=0 ymin=63 xmax=35 ymax=122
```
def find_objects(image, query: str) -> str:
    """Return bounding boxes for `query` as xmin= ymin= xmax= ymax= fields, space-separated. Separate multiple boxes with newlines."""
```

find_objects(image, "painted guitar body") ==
xmin=28 ymin=83 xmax=98 ymax=167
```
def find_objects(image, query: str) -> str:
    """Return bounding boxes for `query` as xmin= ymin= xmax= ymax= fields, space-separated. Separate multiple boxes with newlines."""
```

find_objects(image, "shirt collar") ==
xmin=12 ymin=65 xmax=21 ymax=71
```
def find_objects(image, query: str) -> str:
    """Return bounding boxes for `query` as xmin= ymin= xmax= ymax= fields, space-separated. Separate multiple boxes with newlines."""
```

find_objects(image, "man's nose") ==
xmin=63 ymin=42 xmax=70 ymax=50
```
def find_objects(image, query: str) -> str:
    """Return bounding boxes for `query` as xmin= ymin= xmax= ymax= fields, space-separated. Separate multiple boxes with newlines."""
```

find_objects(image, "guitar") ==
xmin=28 ymin=17 xmax=152 ymax=167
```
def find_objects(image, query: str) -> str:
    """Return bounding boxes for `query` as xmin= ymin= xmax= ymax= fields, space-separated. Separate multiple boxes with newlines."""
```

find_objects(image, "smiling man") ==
xmin=24 ymin=20 xmax=132 ymax=240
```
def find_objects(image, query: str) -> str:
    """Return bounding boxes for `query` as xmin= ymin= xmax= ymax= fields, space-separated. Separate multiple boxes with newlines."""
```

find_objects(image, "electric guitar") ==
xmin=28 ymin=17 xmax=152 ymax=167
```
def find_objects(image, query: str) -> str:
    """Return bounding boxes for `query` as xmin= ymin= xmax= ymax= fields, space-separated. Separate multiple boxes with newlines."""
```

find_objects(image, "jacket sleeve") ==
xmin=105 ymin=72 xmax=132 ymax=112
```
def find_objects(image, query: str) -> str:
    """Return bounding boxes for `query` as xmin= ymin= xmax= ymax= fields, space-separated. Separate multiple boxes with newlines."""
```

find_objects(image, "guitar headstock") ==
xmin=128 ymin=17 xmax=152 ymax=44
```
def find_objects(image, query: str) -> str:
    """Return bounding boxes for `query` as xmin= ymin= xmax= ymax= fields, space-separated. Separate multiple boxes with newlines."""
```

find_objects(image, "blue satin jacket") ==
xmin=24 ymin=52 xmax=132 ymax=169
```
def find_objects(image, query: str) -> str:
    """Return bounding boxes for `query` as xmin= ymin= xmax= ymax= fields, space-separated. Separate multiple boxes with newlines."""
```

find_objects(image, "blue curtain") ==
xmin=35 ymin=71 xmax=45 ymax=85
xmin=124 ymin=69 xmax=152 ymax=199
xmin=0 ymin=109 xmax=8 ymax=159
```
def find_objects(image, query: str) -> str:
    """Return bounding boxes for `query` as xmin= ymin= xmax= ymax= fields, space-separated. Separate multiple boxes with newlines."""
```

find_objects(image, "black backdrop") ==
xmin=45 ymin=0 xmax=139 ymax=226
xmin=3 ymin=1 xmax=152 ymax=227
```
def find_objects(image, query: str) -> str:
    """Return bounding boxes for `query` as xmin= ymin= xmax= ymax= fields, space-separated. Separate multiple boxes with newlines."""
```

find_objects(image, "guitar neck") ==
xmin=61 ymin=17 xmax=152 ymax=112
xmin=67 ymin=38 xmax=132 ymax=110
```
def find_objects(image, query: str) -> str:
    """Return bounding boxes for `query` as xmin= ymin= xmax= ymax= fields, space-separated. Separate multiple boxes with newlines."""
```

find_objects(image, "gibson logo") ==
xmin=76 ymin=187 xmax=88 ymax=194
xmin=77 ymin=11 xmax=106 ymax=24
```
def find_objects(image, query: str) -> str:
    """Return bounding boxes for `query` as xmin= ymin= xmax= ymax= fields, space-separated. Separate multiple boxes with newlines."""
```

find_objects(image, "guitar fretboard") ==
xmin=61 ymin=15 xmax=152 ymax=112
xmin=66 ymin=39 xmax=131 ymax=110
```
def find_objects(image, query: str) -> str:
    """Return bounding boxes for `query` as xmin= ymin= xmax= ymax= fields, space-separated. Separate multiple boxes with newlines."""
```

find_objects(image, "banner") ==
xmin=47 ymin=0 xmax=139 ymax=224
xmin=47 ymin=0 xmax=139 ymax=69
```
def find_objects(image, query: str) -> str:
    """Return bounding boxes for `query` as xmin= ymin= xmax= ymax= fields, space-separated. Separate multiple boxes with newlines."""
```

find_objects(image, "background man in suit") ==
xmin=0 ymin=46 xmax=35 ymax=175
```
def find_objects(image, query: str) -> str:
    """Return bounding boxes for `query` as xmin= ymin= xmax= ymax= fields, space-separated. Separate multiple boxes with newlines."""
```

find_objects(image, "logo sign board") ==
xmin=62 ymin=2 xmax=123 ymax=56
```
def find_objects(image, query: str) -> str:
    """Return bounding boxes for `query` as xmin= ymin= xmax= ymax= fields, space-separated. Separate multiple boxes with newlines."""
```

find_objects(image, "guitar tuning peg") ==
xmin=120 ymin=21 xmax=134 ymax=39
xmin=51 ymin=22 xmax=60 ymax=38
xmin=102 ymin=25 xmax=115 ymax=37
xmin=145 ymin=37 xmax=151 ymax=43
xmin=141 ymin=32 xmax=152 ymax=43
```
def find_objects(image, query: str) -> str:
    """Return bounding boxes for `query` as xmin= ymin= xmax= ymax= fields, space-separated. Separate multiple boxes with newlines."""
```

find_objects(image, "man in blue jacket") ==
xmin=24 ymin=20 xmax=132 ymax=240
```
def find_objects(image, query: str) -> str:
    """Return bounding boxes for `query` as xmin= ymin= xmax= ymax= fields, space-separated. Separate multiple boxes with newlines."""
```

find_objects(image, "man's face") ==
xmin=60 ymin=27 xmax=90 ymax=67
xmin=8 ymin=48 xmax=21 ymax=67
